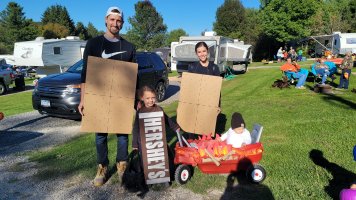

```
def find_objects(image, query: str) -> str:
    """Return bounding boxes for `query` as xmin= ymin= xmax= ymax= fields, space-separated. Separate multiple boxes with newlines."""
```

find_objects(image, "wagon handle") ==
xmin=176 ymin=130 xmax=183 ymax=147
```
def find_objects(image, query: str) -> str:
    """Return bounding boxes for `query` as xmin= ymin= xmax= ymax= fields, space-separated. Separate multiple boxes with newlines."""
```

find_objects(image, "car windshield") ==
xmin=66 ymin=60 xmax=83 ymax=73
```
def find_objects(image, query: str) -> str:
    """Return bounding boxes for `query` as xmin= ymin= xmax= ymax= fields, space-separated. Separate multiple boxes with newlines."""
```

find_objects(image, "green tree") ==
xmin=87 ymin=22 xmax=100 ymax=39
xmin=260 ymin=0 xmax=319 ymax=43
xmin=75 ymin=22 xmax=88 ymax=40
xmin=349 ymin=0 xmax=356 ymax=32
xmin=41 ymin=5 xmax=75 ymax=35
xmin=243 ymin=8 xmax=262 ymax=46
xmin=42 ymin=22 xmax=70 ymax=39
xmin=126 ymin=1 xmax=167 ymax=50
xmin=259 ymin=0 xmax=271 ymax=8
xmin=0 ymin=2 xmax=39 ymax=53
xmin=309 ymin=0 xmax=353 ymax=35
xmin=213 ymin=0 xmax=246 ymax=39
xmin=165 ymin=28 xmax=188 ymax=47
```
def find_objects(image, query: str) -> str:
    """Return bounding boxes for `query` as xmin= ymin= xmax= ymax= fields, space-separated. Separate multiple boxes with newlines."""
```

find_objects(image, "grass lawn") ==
xmin=168 ymin=70 xmax=178 ymax=77
xmin=29 ymin=68 xmax=356 ymax=199
xmin=0 ymin=91 xmax=34 ymax=116
xmin=249 ymin=60 xmax=315 ymax=68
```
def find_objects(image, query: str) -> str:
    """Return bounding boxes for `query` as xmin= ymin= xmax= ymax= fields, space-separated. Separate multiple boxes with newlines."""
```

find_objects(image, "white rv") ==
xmin=13 ymin=36 xmax=86 ymax=77
xmin=172 ymin=32 xmax=252 ymax=74
xmin=309 ymin=32 xmax=356 ymax=56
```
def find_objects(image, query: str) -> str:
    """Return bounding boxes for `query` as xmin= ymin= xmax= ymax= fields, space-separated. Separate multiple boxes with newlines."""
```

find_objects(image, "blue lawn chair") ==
xmin=310 ymin=61 xmax=337 ymax=83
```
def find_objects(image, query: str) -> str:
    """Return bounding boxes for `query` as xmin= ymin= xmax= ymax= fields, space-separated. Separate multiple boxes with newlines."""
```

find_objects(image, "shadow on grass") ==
xmin=221 ymin=158 xmax=274 ymax=200
xmin=321 ymin=93 xmax=356 ymax=109
xmin=309 ymin=149 xmax=356 ymax=200
xmin=30 ymin=134 xmax=97 ymax=181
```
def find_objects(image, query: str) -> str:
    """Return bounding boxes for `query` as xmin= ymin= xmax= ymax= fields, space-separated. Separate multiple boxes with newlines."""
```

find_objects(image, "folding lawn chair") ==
xmin=310 ymin=61 xmax=337 ymax=84
xmin=224 ymin=66 xmax=236 ymax=80
xmin=251 ymin=124 xmax=263 ymax=144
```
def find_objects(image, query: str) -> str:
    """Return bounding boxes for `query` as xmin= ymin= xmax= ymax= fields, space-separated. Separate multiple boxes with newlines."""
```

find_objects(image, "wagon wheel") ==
xmin=246 ymin=164 xmax=266 ymax=183
xmin=174 ymin=164 xmax=191 ymax=185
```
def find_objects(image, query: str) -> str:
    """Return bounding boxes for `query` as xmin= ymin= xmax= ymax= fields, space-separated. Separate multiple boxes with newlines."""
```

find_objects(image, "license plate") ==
xmin=41 ymin=100 xmax=50 ymax=107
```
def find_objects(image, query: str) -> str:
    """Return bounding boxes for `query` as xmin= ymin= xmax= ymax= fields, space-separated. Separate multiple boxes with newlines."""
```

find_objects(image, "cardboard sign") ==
xmin=139 ymin=111 xmax=170 ymax=184
xmin=80 ymin=56 xmax=138 ymax=133
xmin=177 ymin=72 xmax=222 ymax=135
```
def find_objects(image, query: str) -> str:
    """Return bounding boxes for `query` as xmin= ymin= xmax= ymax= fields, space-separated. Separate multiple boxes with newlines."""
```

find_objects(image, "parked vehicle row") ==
xmin=0 ymin=65 xmax=15 ymax=95
xmin=32 ymin=52 xmax=169 ymax=119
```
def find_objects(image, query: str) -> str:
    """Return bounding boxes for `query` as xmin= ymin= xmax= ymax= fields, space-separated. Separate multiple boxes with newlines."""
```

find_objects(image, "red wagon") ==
xmin=173 ymin=124 xmax=266 ymax=184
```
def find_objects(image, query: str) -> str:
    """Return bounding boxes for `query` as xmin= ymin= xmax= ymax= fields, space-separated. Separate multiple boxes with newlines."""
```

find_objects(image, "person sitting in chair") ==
xmin=280 ymin=57 xmax=308 ymax=89
xmin=314 ymin=59 xmax=330 ymax=85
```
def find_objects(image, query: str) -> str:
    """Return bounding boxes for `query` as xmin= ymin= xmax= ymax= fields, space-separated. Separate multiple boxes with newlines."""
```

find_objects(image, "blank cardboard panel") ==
xmin=85 ymin=56 xmax=113 ymax=96
xmin=195 ymin=105 xmax=219 ymax=135
xmin=110 ymin=61 xmax=138 ymax=98
xmin=107 ymin=97 xmax=135 ymax=133
xmin=81 ymin=57 xmax=138 ymax=134
xmin=179 ymin=72 xmax=201 ymax=103
xmin=177 ymin=102 xmax=197 ymax=133
xmin=198 ymin=75 xmax=222 ymax=106
xmin=80 ymin=94 xmax=110 ymax=132
xmin=177 ymin=72 xmax=222 ymax=135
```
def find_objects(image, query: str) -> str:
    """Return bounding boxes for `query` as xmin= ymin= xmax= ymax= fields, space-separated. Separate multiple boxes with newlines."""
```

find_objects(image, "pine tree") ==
xmin=41 ymin=5 xmax=75 ymax=35
xmin=87 ymin=22 xmax=100 ymax=39
xmin=0 ymin=2 xmax=39 ymax=53
xmin=75 ymin=22 xmax=88 ymax=40
xmin=126 ymin=1 xmax=167 ymax=50
xmin=213 ymin=0 xmax=246 ymax=39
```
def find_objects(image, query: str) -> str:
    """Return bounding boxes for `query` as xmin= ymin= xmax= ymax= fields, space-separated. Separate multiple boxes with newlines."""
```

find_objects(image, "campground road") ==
xmin=0 ymin=110 xmax=84 ymax=199
xmin=0 ymin=111 xmax=82 ymax=156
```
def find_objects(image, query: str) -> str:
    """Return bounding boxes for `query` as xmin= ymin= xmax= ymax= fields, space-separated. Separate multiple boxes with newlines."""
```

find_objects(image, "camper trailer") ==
xmin=172 ymin=32 xmax=252 ymax=74
xmin=13 ymin=36 xmax=86 ymax=77
xmin=309 ymin=32 xmax=356 ymax=56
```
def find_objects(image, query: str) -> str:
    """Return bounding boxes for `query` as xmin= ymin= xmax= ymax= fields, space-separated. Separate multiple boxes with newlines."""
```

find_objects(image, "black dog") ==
xmin=122 ymin=150 xmax=148 ymax=197
xmin=272 ymin=76 xmax=290 ymax=89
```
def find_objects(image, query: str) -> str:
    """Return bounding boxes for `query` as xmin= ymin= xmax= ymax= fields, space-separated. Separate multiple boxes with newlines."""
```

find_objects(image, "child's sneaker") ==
xmin=94 ymin=164 xmax=108 ymax=187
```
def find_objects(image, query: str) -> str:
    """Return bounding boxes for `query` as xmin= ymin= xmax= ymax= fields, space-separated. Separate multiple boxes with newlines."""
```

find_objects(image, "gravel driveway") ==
xmin=0 ymin=80 xmax=223 ymax=200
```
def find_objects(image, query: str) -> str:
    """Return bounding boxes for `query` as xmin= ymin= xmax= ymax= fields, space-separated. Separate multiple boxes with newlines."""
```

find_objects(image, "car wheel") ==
xmin=155 ymin=81 xmax=166 ymax=102
xmin=0 ymin=81 xmax=7 ymax=95
xmin=246 ymin=164 xmax=266 ymax=183
xmin=175 ymin=164 xmax=191 ymax=185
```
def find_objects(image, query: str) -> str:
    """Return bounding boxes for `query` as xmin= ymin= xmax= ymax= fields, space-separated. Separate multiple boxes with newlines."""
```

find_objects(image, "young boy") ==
xmin=220 ymin=112 xmax=251 ymax=148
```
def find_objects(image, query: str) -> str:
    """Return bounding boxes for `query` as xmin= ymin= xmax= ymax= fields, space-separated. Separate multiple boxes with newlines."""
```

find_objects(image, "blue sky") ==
xmin=0 ymin=0 xmax=260 ymax=36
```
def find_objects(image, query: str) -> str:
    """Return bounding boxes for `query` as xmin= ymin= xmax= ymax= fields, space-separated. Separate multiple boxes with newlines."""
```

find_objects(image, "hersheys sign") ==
xmin=139 ymin=111 xmax=170 ymax=184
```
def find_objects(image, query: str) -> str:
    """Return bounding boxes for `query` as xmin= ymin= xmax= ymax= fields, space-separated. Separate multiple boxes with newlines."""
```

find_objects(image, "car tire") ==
xmin=155 ymin=81 xmax=166 ymax=102
xmin=246 ymin=164 xmax=266 ymax=184
xmin=0 ymin=81 xmax=7 ymax=95
xmin=174 ymin=164 xmax=191 ymax=185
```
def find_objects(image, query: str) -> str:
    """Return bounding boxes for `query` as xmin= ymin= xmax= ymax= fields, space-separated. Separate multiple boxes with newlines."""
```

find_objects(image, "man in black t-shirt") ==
xmin=78 ymin=6 xmax=136 ymax=187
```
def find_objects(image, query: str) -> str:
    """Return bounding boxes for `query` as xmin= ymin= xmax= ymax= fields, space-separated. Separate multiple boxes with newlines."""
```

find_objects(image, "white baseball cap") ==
xmin=106 ymin=6 xmax=124 ymax=19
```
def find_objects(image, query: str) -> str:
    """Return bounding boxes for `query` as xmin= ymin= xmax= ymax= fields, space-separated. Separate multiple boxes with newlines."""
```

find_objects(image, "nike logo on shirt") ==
xmin=101 ymin=50 xmax=126 ymax=59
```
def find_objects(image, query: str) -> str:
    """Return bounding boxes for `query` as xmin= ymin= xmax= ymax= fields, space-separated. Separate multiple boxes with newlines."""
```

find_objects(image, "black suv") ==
xmin=32 ymin=52 xmax=169 ymax=119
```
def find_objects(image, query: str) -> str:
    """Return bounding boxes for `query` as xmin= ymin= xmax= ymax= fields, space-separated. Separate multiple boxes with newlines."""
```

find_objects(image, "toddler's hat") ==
xmin=231 ymin=112 xmax=245 ymax=129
